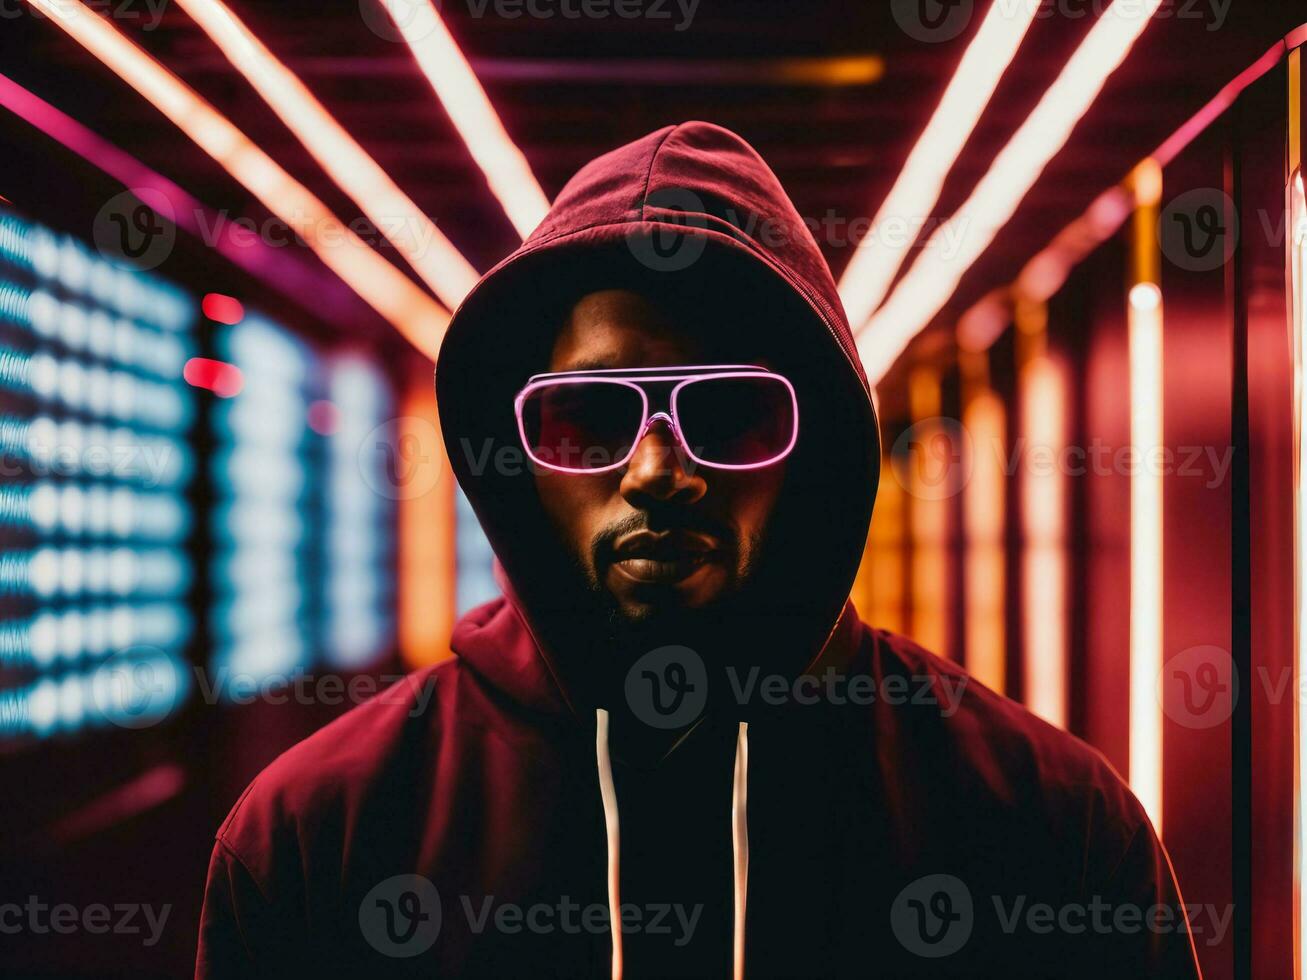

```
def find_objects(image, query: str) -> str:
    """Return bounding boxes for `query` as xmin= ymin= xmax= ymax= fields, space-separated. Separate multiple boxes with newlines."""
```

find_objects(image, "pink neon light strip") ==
xmin=0 ymin=72 xmax=365 ymax=330
xmin=21 ymin=0 xmax=449 ymax=359
xmin=954 ymin=22 xmax=1307 ymax=354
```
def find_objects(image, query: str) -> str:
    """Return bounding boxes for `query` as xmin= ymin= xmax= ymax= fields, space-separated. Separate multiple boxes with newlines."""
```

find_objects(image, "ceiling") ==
xmin=1 ymin=0 xmax=1303 ymax=369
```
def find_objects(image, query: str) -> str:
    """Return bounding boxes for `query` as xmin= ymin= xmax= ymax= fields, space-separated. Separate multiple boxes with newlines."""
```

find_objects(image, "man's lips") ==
xmin=607 ymin=531 xmax=723 ymax=585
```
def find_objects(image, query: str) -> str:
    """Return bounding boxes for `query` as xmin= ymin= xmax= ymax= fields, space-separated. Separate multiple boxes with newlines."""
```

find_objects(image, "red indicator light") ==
xmin=202 ymin=293 xmax=245 ymax=325
xmin=307 ymin=399 xmax=339 ymax=435
xmin=183 ymin=357 xmax=244 ymax=398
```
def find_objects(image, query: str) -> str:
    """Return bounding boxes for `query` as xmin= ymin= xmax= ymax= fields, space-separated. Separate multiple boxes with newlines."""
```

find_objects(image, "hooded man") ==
xmin=196 ymin=122 xmax=1201 ymax=979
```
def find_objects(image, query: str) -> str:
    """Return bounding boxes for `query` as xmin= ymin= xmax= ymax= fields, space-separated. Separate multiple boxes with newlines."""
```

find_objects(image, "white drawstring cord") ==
xmin=596 ymin=708 xmax=623 ymax=980
xmin=595 ymin=710 xmax=751 ymax=980
xmin=732 ymin=721 xmax=749 ymax=980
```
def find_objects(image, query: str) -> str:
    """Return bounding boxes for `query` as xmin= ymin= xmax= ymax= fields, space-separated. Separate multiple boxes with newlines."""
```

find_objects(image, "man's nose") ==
xmin=619 ymin=417 xmax=707 ymax=507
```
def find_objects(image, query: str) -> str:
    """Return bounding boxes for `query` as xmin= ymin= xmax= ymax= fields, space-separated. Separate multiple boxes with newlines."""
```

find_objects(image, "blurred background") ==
xmin=0 ymin=0 xmax=1304 ymax=977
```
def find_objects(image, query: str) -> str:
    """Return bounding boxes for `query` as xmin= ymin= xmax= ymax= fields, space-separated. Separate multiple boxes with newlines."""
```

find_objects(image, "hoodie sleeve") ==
xmin=1082 ymin=811 xmax=1203 ymax=978
xmin=194 ymin=836 xmax=302 ymax=979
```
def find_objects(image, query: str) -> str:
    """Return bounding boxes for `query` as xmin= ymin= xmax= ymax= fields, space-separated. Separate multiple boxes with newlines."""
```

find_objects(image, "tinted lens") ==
xmin=520 ymin=381 xmax=645 ymax=470
xmin=674 ymin=375 xmax=796 ymax=466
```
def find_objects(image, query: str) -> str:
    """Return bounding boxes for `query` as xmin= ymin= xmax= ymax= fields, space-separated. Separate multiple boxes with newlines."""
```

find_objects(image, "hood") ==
xmin=436 ymin=121 xmax=880 ymax=719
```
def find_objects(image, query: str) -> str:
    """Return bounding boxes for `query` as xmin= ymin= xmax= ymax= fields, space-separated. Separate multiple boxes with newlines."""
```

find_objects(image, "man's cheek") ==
xmin=536 ymin=477 xmax=598 ymax=540
xmin=731 ymin=485 xmax=784 ymax=538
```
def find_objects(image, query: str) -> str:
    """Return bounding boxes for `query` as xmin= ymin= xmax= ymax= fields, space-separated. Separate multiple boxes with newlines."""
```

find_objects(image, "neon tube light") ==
xmin=1290 ymin=105 xmax=1305 ymax=976
xmin=397 ymin=379 xmax=456 ymax=668
xmin=174 ymin=0 xmax=478 ymax=311
xmin=838 ymin=0 xmax=1039 ymax=326
xmin=1128 ymin=279 xmax=1164 ymax=832
xmin=907 ymin=367 xmax=950 ymax=657
xmin=964 ymin=385 xmax=1006 ymax=694
xmin=1020 ymin=353 xmax=1068 ymax=727
xmin=24 ymin=0 xmax=450 ymax=361
xmin=856 ymin=0 xmax=1163 ymax=385
xmin=954 ymin=30 xmax=1301 ymax=356
xmin=857 ymin=453 xmax=907 ymax=636
xmin=378 ymin=0 xmax=549 ymax=239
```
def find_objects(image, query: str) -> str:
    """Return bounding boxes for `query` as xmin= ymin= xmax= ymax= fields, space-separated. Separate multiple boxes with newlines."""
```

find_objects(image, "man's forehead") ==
xmin=549 ymin=289 xmax=704 ymax=371
xmin=549 ymin=288 xmax=746 ymax=372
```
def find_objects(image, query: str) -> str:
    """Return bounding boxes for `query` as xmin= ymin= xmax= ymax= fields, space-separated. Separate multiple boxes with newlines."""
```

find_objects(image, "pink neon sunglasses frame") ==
xmin=513 ymin=363 xmax=799 ymax=474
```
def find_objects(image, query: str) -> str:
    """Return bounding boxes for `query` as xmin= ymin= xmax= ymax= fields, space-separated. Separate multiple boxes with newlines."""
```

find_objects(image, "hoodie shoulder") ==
xmin=867 ymin=627 xmax=1152 ymax=859
xmin=214 ymin=662 xmax=453 ymax=889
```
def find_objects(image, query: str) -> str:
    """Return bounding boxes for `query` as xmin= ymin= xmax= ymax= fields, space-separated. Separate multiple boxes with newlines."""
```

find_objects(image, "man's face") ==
xmin=535 ymin=289 xmax=788 ymax=629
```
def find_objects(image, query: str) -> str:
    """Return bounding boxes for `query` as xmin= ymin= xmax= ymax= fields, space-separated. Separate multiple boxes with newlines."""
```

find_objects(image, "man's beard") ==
xmin=572 ymin=527 xmax=765 ymax=663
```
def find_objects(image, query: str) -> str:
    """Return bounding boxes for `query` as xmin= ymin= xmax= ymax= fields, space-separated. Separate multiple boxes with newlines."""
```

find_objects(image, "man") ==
xmin=196 ymin=122 xmax=1199 ymax=978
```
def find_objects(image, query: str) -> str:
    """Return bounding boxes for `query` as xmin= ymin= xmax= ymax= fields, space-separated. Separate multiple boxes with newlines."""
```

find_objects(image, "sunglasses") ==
xmin=514 ymin=364 xmax=799 ymax=474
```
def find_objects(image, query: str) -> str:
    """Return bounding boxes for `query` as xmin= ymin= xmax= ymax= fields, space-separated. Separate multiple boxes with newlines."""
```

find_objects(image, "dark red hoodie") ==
xmin=195 ymin=122 xmax=1201 ymax=979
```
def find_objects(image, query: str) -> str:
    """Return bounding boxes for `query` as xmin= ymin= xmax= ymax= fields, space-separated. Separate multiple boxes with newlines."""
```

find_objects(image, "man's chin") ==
xmin=578 ymin=551 xmax=754 ymax=649
xmin=608 ymin=596 xmax=705 ymax=632
xmin=603 ymin=586 xmax=740 ymax=649
xmin=603 ymin=555 xmax=729 ymax=611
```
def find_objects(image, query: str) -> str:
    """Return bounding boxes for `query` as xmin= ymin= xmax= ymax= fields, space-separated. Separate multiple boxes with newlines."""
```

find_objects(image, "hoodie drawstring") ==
xmin=595 ymin=709 xmax=749 ymax=980
xmin=731 ymin=721 xmax=749 ymax=980
xmin=595 ymin=708 xmax=623 ymax=980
